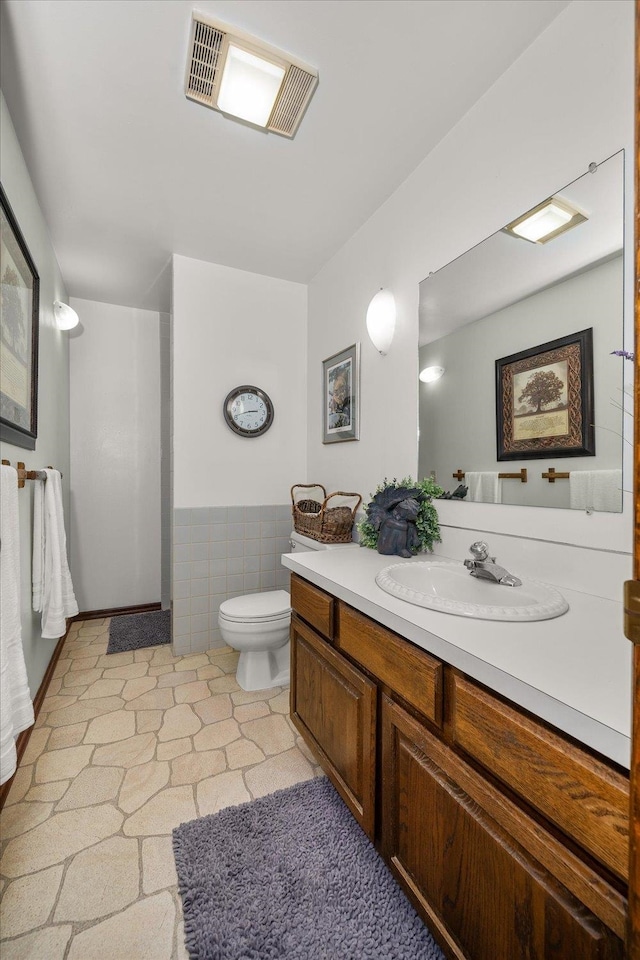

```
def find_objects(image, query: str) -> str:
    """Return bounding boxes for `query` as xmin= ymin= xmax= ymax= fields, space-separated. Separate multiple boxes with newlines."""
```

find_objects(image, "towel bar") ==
xmin=497 ymin=469 xmax=527 ymax=483
xmin=542 ymin=468 xmax=570 ymax=483
xmin=1 ymin=460 xmax=60 ymax=488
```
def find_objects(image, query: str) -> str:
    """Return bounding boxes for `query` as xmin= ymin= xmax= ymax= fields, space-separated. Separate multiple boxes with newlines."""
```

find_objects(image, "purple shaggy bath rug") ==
xmin=172 ymin=776 xmax=445 ymax=960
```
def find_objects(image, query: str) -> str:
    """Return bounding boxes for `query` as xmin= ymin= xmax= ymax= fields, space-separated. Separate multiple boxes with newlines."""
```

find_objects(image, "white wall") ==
xmin=0 ymin=91 xmax=71 ymax=694
xmin=69 ymin=298 xmax=161 ymax=611
xmin=172 ymin=255 xmax=307 ymax=508
xmin=307 ymin=0 xmax=634 ymax=564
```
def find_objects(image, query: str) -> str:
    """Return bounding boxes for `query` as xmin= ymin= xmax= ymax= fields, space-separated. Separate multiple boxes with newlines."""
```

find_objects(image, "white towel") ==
xmin=466 ymin=472 xmax=503 ymax=504
xmin=32 ymin=469 xmax=78 ymax=639
xmin=0 ymin=465 xmax=34 ymax=785
xmin=569 ymin=469 xmax=622 ymax=513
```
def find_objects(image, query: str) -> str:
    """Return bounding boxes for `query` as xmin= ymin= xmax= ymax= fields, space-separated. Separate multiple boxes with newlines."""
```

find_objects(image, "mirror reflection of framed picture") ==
xmin=322 ymin=342 xmax=360 ymax=443
xmin=0 ymin=184 xmax=39 ymax=450
xmin=496 ymin=328 xmax=595 ymax=460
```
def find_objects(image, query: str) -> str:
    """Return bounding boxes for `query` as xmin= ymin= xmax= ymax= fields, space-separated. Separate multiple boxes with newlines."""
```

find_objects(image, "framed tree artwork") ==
xmin=0 ymin=184 xmax=39 ymax=450
xmin=495 ymin=328 xmax=595 ymax=461
xmin=322 ymin=343 xmax=360 ymax=443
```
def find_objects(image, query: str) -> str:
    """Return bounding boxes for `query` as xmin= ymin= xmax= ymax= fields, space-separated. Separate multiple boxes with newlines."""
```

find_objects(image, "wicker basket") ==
xmin=291 ymin=484 xmax=362 ymax=544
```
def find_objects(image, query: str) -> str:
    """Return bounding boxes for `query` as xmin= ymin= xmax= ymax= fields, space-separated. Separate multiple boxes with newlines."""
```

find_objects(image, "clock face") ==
xmin=223 ymin=385 xmax=274 ymax=437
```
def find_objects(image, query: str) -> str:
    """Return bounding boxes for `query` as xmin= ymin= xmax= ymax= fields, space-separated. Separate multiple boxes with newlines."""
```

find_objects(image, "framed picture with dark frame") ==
xmin=322 ymin=342 xmax=360 ymax=443
xmin=495 ymin=328 xmax=594 ymax=461
xmin=1 ymin=184 xmax=39 ymax=450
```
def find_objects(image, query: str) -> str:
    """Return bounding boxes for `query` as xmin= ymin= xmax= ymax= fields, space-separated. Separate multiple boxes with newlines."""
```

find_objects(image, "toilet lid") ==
xmin=219 ymin=590 xmax=291 ymax=623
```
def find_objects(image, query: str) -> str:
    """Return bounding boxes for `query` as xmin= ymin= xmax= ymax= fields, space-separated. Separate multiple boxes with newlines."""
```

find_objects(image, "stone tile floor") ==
xmin=0 ymin=618 xmax=322 ymax=959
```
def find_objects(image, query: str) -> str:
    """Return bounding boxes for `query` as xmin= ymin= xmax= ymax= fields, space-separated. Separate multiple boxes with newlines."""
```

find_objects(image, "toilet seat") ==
xmin=219 ymin=590 xmax=291 ymax=624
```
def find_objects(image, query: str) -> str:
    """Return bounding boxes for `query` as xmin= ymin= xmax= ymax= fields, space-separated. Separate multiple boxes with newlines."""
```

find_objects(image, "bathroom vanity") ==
xmin=283 ymin=548 xmax=630 ymax=960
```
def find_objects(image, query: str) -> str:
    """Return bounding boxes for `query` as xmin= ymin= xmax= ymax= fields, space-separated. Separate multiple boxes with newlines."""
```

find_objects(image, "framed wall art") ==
xmin=1 ymin=184 xmax=39 ymax=450
xmin=495 ymin=328 xmax=594 ymax=461
xmin=322 ymin=342 xmax=360 ymax=443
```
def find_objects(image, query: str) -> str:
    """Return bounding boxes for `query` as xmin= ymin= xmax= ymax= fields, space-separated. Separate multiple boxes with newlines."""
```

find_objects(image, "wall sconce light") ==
xmin=503 ymin=196 xmax=587 ymax=244
xmin=53 ymin=301 xmax=79 ymax=331
xmin=366 ymin=289 xmax=396 ymax=355
xmin=419 ymin=365 xmax=445 ymax=383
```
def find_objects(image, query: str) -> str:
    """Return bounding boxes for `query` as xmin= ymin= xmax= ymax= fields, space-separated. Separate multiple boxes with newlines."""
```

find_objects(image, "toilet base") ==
xmin=236 ymin=640 xmax=291 ymax=692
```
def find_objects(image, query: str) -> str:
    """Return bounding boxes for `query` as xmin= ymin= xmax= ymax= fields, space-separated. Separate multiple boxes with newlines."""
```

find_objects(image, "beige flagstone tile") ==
xmin=84 ymin=709 xmax=136 ymax=744
xmin=268 ymin=690 xmax=291 ymax=714
xmin=0 ymin=923 xmax=72 ymax=960
xmin=69 ymin=656 xmax=99 ymax=670
xmin=39 ymin=694 xmax=79 ymax=714
xmin=176 ymin=654 xmax=210 ymax=671
xmin=151 ymin=647 xmax=182 ymax=665
xmin=122 ymin=785 xmax=197 ymax=836
xmin=170 ymin=749 xmax=226 ymax=785
xmin=244 ymin=747 xmax=315 ymax=799
xmin=79 ymin=678 xmax=126 ymax=700
xmin=119 ymin=760 xmax=170 ymax=813
xmin=35 ymin=745 xmax=94 ymax=783
xmin=66 ymin=891 xmax=175 ymax=960
xmin=20 ymin=726 xmax=50 ymax=765
xmin=97 ymin=651 xmax=134 ymax=668
xmin=141 ymin=836 xmax=177 ymax=894
xmin=134 ymin=647 xmax=156 ymax=662
xmin=157 ymin=704 xmax=201 ymax=742
xmin=124 ymin=688 xmax=174 ymax=711
xmin=231 ymin=686 xmax=281 ymax=706
xmin=212 ymin=652 xmax=240 ymax=675
xmin=1 ymin=801 xmax=54 ymax=839
xmin=233 ymin=700 xmax=270 ymax=723
xmin=102 ymin=662 xmax=149 ymax=680
xmin=196 ymin=664 xmax=223 ymax=680
xmin=225 ymin=738 xmax=266 ymax=770
xmin=46 ymin=676 xmax=63 ymax=696
xmin=65 ymin=643 xmax=106 ymax=661
xmin=121 ymin=676 xmax=157 ymax=701
xmin=193 ymin=693 xmax=233 ymax=725
xmin=46 ymin=697 xmax=125 ymax=728
xmin=92 ymin=732 xmax=157 ymax=768
xmin=176 ymin=920 xmax=189 ymax=960
xmin=157 ymin=738 xmax=192 ymax=761
xmin=78 ymin=623 xmax=107 ymax=636
xmin=47 ymin=722 xmax=87 ymax=751
xmin=56 ymin=766 xmax=124 ymax=811
xmin=193 ymin=718 xmax=240 ymax=751
xmin=240 ymin=714 xmax=296 ymax=756
xmin=1 ymin=804 xmax=124 ymax=877
xmin=3 ymin=765 xmax=33 ymax=805
xmin=137 ymin=709 xmax=164 ymax=733
xmin=149 ymin=664 xmax=174 ymax=676
xmin=62 ymin=667 xmax=103 ymax=688
xmin=24 ymin=780 xmax=69 ymax=803
xmin=52 ymin=658 xmax=72 ymax=677
xmin=296 ymin=736 xmax=319 ymax=765
xmin=157 ymin=670 xmax=197 ymax=689
xmin=54 ymin=836 xmax=140 ymax=922
xmin=59 ymin=685 xmax=89 ymax=697
xmin=208 ymin=675 xmax=241 ymax=695
xmin=174 ymin=680 xmax=211 ymax=704
xmin=0 ymin=864 xmax=64 ymax=937
xmin=197 ymin=770 xmax=250 ymax=816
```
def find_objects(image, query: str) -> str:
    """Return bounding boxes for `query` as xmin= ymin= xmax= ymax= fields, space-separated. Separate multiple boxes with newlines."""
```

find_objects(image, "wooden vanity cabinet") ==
xmin=288 ymin=573 xmax=627 ymax=959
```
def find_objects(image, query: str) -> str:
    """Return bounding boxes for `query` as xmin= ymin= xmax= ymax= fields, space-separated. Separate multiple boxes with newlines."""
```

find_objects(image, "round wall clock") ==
xmin=223 ymin=385 xmax=274 ymax=438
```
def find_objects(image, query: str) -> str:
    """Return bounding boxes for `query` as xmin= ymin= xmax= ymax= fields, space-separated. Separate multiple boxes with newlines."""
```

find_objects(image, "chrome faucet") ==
xmin=463 ymin=541 xmax=522 ymax=587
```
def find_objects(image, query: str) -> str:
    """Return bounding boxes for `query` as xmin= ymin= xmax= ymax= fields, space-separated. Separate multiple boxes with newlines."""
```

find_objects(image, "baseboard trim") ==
xmin=0 ymin=623 xmax=70 ymax=812
xmin=76 ymin=601 xmax=162 ymax=621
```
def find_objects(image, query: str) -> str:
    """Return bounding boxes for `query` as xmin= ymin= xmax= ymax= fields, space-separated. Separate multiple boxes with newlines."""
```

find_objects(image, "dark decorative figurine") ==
xmin=438 ymin=484 xmax=468 ymax=500
xmin=365 ymin=486 xmax=424 ymax=558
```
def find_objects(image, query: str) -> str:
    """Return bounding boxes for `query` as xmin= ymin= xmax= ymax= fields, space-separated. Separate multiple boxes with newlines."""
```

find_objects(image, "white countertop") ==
xmin=282 ymin=547 xmax=632 ymax=769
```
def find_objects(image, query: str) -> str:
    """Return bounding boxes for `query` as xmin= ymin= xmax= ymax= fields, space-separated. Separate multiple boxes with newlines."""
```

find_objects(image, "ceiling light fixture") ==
xmin=185 ymin=12 xmax=318 ymax=138
xmin=419 ymin=366 xmax=445 ymax=383
xmin=366 ymin=289 xmax=396 ymax=355
xmin=53 ymin=301 xmax=79 ymax=331
xmin=503 ymin=196 xmax=587 ymax=244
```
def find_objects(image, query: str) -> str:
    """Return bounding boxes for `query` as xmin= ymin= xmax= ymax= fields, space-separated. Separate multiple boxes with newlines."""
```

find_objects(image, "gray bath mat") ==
xmin=172 ymin=776 xmax=445 ymax=960
xmin=106 ymin=609 xmax=171 ymax=654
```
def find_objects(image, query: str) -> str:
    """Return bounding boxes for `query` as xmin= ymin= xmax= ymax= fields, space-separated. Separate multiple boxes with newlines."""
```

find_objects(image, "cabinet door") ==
xmin=381 ymin=695 xmax=623 ymax=960
xmin=291 ymin=614 xmax=376 ymax=838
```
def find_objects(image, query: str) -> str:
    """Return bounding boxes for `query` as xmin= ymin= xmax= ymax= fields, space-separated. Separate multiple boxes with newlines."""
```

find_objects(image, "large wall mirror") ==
xmin=418 ymin=151 xmax=626 ymax=512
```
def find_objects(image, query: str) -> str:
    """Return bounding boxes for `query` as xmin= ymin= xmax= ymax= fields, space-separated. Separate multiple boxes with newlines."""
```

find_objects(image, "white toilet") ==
xmin=218 ymin=530 xmax=358 ymax=691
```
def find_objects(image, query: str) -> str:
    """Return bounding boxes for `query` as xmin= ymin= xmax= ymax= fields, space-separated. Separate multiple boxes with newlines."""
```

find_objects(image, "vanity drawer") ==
xmin=337 ymin=603 xmax=443 ymax=728
xmin=449 ymin=673 xmax=629 ymax=881
xmin=290 ymin=574 xmax=335 ymax=640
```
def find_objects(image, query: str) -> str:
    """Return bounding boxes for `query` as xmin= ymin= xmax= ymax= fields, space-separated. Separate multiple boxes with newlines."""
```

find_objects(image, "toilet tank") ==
xmin=289 ymin=530 xmax=359 ymax=553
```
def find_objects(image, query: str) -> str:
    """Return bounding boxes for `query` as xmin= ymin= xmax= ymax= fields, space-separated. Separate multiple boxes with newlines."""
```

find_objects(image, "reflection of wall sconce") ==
xmin=366 ymin=289 xmax=396 ymax=355
xmin=419 ymin=365 xmax=445 ymax=383
xmin=503 ymin=196 xmax=587 ymax=244
xmin=53 ymin=301 xmax=79 ymax=331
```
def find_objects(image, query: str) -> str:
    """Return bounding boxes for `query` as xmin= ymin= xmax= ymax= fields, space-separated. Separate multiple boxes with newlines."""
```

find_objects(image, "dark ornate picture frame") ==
xmin=495 ymin=328 xmax=594 ymax=461
xmin=0 ymin=184 xmax=39 ymax=450
xmin=322 ymin=342 xmax=360 ymax=443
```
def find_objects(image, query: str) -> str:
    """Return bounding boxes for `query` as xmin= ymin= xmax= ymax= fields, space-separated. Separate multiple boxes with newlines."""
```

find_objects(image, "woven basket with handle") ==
xmin=291 ymin=484 xmax=362 ymax=544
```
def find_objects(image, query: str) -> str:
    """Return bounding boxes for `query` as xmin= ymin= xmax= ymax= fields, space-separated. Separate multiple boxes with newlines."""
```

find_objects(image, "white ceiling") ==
xmin=0 ymin=0 xmax=570 ymax=312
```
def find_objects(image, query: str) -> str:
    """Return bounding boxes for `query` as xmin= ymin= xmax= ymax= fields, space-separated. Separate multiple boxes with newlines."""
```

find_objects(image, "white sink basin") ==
xmin=376 ymin=560 xmax=569 ymax=622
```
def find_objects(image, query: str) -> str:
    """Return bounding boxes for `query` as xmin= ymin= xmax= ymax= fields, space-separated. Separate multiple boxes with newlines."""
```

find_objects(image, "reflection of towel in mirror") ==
xmin=466 ymin=472 xmax=503 ymax=504
xmin=1 ymin=465 xmax=34 ymax=785
xmin=569 ymin=470 xmax=622 ymax=512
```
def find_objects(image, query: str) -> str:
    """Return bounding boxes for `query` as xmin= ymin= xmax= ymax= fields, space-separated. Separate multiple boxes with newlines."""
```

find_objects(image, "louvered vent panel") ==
xmin=186 ymin=20 xmax=225 ymax=106
xmin=268 ymin=65 xmax=317 ymax=137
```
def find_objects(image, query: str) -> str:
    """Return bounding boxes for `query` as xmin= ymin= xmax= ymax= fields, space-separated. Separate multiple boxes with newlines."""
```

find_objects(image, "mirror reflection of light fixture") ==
xmin=366 ymin=289 xmax=396 ymax=355
xmin=53 ymin=301 xmax=79 ymax=331
xmin=419 ymin=365 xmax=445 ymax=383
xmin=503 ymin=196 xmax=587 ymax=244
